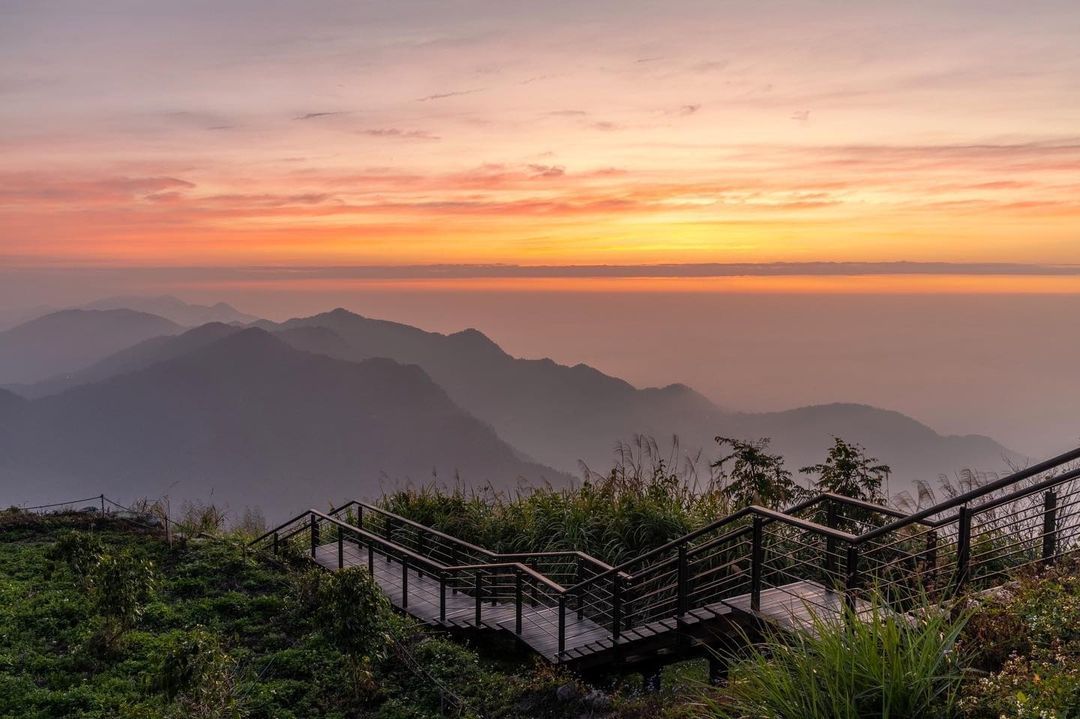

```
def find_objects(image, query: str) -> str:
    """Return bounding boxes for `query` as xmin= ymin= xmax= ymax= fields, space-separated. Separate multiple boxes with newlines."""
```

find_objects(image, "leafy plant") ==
xmin=47 ymin=530 xmax=103 ymax=586
xmin=88 ymin=549 xmax=156 ymax=651
xmin=801 ymin=436 xmax=890 ymax=505
xmin=705 ymin=596 xmax=970 ymax=719
xmin=154 ymin=627 xmax=245 ymax=718
xmin=712 ymin=436 xmax=801 ymax=509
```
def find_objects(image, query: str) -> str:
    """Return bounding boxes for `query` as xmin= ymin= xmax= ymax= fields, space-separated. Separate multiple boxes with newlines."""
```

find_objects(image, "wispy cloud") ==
xmin=417 ymin=89 xmax=482 ymax=102
xmin=358 ymin=128 xmax=441 ymax=140
xmin=295 ymin=111 xmax=349 ymax=121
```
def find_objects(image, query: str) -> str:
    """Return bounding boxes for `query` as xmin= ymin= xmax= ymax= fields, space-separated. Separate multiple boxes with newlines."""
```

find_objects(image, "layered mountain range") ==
xmin=0 ymin=298 xmax=1019 ymax=516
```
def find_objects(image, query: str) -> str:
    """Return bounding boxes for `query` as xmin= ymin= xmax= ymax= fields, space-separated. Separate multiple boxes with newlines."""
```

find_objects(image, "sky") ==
xmin=3 ymin=0 xmax=1080 ymax=268
xmin=2 ymin=1 xmax=1080 ymax=457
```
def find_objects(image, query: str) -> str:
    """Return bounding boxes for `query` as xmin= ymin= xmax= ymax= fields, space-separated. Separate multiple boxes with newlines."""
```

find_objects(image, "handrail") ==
xmin=330 ymin=499 xmax=615 ymax=572
xmin=567 ymin=504 xmax=857 ymax=593
xmin=250 ymin=507 xmax=322 ymax=546
xmin=260 ymin=508 xmax=567 ymax=594
xmin=856 ymin=446 xmax=1080 ymax=543
xmin=969 ymin=466 xmax=1080 ymax=515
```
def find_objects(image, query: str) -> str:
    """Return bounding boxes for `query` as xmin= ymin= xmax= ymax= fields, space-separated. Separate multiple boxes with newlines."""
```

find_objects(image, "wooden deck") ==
xmin=312 ymin=542 xmax=610 ymax=661
xmin=313 ymin=540 xmax=858 ymax=667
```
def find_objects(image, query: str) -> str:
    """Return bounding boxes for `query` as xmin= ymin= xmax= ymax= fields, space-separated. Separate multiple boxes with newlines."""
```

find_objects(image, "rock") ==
xmin=556 ymin=682 xmax=581 ymax=703
xmin=583 ymin=689 xmax=613 ymax=712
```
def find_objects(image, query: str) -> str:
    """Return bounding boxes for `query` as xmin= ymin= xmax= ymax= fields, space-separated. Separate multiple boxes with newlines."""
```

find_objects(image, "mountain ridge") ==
xmin=0 ymin=327 xmax=569 ymax=516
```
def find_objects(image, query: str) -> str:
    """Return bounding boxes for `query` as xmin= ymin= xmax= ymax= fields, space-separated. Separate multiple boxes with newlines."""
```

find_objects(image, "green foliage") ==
xmin=381 ymin=437 xmax=733 ymax=565
xmin=711 ymin=436 xmax=801 ymax=509
xmin=707 ymin=597 xmax=970 ymax=719
xmin=960 ymin=559 xmax=1080 ymax=718
xmin=315 ymin=567 xmax=397 ymax=659
xmin=0 ymin=511 xmax=634 ymax=719
xmin=90 ymin=550 xmax=157 ymax=635
xmin=47 ymin=530 xmax=103 ymax=585
xmin=153 ymin=627 xmax=245 ymax=718
xmin=801 ymin=436 xmax=890 ymax=504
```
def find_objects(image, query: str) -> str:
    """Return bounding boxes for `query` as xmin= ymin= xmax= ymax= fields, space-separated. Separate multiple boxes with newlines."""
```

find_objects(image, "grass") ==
xmin=380 ymin=440 xmax=735 ymax=565
xmin=697 ymin=597 xmax=971 ymax=719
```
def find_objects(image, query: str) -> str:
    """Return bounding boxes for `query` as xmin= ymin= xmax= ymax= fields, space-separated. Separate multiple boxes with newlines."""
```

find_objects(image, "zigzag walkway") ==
xmin=253 ymin=447 xmax=1080 ymax=673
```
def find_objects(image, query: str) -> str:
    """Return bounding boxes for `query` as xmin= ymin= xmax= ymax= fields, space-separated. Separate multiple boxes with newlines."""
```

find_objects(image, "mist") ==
xmin=3 ymin=266 xmax=1077 ymax=459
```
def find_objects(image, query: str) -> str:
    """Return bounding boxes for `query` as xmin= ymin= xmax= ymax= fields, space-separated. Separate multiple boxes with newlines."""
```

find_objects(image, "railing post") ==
xmin=844 ymin=544 xmax=861 ymax=612
xmin=611 ymin=573 xmax=623 ymax=642
xmin=1043 ymin=491 xmax=1058 ymax=564
xmin=401 ymin=555 xmax=409 ymax=610
xmin=439 ymin=571 xmax=447 ymax=622
xmin=337 ymin=532 xmax=344 ymax=569
xmin=750 ymin=515 xmax=764 ymax=612
xmin=310 ymin=515 xmax=318 ymax=558
xmin=357 ymin=505 xmax=363 ymax=531
xmin=576 ymin=556 xmax=584 ymax=620
xmin=825 ymin=502 xmax=838 ymax=580
xmin=677 ymin=543 xmax=689 ymax=617
xmin=558 ymin=595 xmax=566 ymax=660
xmin=100 ymin=494 xmax=105 ymax=515
xmin=515 ymin=569 xmax=523 ymax=635
xmin=367 ymin=542 xmax=374 ymax=574
xmin=924 ymin=531 xmax=938 ymax=591
xmin=385 ymin=517 xmax=394 ymax=562
xmin=953 ymin=505 xmax=972 ymax=594
xmin=474 ymin=570 xmax=483 ymax=626
xmin=272 ymin=531 xmax=279 ymax=555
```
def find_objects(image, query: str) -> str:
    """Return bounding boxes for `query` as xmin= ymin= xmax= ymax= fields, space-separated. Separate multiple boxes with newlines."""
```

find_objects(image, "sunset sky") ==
xmin=2 ymin=0 xmax=1079 ymax=273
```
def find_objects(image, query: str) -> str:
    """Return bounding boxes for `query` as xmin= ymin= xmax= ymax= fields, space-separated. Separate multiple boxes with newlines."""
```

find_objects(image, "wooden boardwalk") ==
xmin=313 ymin=542 xmax=611 ymax=661
xmin=312 ymin=540 xmax=855 ymax=668
xmin=256 ymin=448 xmax=1080 ymax=673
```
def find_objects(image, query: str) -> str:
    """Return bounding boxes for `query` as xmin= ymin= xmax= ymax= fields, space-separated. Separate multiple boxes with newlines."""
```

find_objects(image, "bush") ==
xmin=153 ymin=627 xmax=245 ymax=719
xmin=705 ymin=596 xmax=970 ymax=719
xmin=88 ymin=550 xmax=157 ymax=651
xmin=960 ymin=560 xmax=1080 ymax=718
xmin=47 ymin=531 xmax=103 ymax=585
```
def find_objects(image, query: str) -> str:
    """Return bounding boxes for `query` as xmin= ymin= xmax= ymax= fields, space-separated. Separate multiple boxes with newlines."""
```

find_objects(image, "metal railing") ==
xmin=250 ymin=447 xmax=1080 ymax=662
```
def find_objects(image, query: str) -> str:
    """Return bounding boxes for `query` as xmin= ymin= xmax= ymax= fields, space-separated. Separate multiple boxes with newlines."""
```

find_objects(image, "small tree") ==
xmin=154 ymin=627 xmax=244 ymax=719
xmin=48 ymin=531 xmax=103 ymax=588
xmin=89 ymin=550 xmax=156 ymax=650
xmin=801 ymin=437 xmax=890 ymax=505
xmin=712 ymin=437 xmax=800 ymax=509
xmin=315 ymin=567 xmax=399 ymax=698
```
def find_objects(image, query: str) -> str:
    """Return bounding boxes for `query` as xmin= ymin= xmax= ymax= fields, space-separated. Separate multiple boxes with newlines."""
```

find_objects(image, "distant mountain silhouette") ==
xmin=16 ymin=322 xmax=242 ymax=399
xmin=5 ymin=306 xmax=1020 ymax=502
xmin=0 ymin=305 xmax=56 ymax=332
xmin=264 ymin=309 xmax=1019 ymax=493
xmin=0 ymin=328 xmax=569 ymax=516
xmin=0 ymin=309 xmax=181 ymax=385
xmin=83 ymin=295 xmax=258 ymax=326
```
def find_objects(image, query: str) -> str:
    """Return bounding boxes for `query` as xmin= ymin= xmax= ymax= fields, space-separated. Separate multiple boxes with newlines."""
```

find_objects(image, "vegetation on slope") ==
xmin=0 ymin=511 xmax=644 ymax=719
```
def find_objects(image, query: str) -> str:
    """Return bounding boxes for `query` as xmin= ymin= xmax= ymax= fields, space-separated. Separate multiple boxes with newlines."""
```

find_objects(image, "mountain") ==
xmin=0 ymin=305 xmax=55 ymax=332
xmin=264 ymin=309 xmax=1019 ymax=494
xmin=83 ymin=295 xmax=258 ymax=326
xmin=0 ymin=309 xmax=181 ymax=386
xmin=15 ymin=322 xmax=243 ymax=399
xmin=0 ymin=328 xmax=569 ymax=516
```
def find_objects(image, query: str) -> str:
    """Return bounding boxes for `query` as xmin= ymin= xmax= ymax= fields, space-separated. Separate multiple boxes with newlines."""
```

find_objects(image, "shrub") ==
xmin=960 ymin=559 xmax=1080 ymax=718
xmin=47 ymin=531 xmax=103 ymax=586
xmin=88 ymin=550 xmax=156 ymax=651
xmin=704 ymin=597 xmax=970 ymax=719
xmin=153 ymin=627 xmax=245 ymax=719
